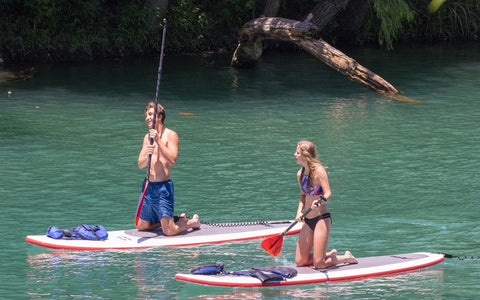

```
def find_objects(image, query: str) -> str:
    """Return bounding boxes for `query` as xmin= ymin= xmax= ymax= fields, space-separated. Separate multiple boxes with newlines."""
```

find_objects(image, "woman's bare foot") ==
xmin=344 ymin=251 xmax=358 ymax=264
xmin=187 ymin=214 xmax=201 ymax=229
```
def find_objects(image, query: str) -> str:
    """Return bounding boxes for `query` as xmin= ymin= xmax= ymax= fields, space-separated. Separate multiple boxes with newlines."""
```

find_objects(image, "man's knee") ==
xmin=161 ymin=226 xmax=176 ymax=236
xmin=136 ymin=220 xmax=153 ymax=231
xmin=137 ymin=225 xmax=148 ymax=231
xmin=160 ymin=218 xmax=178 ymax=236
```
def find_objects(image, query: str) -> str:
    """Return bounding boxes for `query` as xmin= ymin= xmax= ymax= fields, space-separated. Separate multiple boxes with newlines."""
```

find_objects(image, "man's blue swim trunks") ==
xmin=138 ymin=179 xmax=174 ymax=224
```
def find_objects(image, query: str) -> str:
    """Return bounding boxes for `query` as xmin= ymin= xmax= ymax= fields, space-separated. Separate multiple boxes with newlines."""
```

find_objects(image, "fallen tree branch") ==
xmin=232 ymin=17 xmax=401 ymax=97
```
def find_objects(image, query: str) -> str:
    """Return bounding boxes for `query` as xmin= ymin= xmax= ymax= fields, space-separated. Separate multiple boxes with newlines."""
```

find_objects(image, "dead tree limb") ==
xmin=231 ymin=17 xmax=400 ymax=97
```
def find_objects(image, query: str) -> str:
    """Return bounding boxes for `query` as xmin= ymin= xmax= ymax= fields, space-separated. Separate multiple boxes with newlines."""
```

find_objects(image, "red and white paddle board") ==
xmin=175 ymin=252 xmax=445 ymax=287
xmin=25 ymin=220 xmax=302 ymax=251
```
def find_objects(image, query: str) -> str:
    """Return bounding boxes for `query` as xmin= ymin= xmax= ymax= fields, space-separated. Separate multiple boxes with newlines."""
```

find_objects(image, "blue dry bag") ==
xmin=191 ymin=263 xmax=225 ymax=275
xmin=46 ymin=224 xmax=108 ymax=240
xmin=46 ymin=226 xmax=64 ymax=239
xmin=74 ymin=224 xmax=108 ymax=240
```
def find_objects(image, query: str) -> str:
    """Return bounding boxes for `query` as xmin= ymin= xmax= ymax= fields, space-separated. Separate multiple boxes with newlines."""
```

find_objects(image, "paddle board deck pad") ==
xmin=175 ymin=252 xmax=445 ymax=287
xmin=25 ymin=220 xmax=302 ymax=251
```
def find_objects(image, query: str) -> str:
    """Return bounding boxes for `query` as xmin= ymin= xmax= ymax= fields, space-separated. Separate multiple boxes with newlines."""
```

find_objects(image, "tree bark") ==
xmin=148 ymin=0 xmax=169 ymax=28
xmin=231 ymin=17 xmax=399 ymax=97
xmin=306 ymin=0 xmax=348 ymax=31
xmin=262 ymin=0 xmax=280 ymax=17
xmin=336 ymin=0 xmax=371 ymax=45
xmin=148 ymin=0 xmax=168 ymax=14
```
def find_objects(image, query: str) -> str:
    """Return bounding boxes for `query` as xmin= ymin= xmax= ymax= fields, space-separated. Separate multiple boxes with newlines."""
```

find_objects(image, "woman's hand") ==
xmin=295 ymin=212 xmax=304 ymax=222
xmin=312 ymin=195 xmax=328 ymax=207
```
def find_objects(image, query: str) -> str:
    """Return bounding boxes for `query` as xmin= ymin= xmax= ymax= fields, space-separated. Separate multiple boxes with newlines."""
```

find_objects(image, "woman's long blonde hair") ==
xmin=298 ymin=140 xmax=323 ymax=187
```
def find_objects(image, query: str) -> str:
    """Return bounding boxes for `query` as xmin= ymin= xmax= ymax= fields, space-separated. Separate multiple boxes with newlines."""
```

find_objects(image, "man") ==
xmin=136 ymin=101 xmax=200 ymax=235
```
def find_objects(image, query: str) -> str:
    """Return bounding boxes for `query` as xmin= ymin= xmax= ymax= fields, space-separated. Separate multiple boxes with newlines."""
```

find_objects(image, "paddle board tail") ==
xmin=175 ymin=252 xmax=445 ymax=287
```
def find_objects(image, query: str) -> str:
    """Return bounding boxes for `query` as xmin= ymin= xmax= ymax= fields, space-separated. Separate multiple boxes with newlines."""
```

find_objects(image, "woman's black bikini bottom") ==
xmin=304 ymin=213 xmax=331 ymax=231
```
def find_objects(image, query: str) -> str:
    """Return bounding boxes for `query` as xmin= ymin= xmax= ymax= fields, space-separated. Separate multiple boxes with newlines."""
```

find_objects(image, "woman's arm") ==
xmin=317 ymin=166 xmax=331 ymax=200
xmin=296 ymin=169 xmax=306 ymax=221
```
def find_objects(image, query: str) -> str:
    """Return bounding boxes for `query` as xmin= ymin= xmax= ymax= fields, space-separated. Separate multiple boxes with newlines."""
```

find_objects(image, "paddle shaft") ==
xmin=260 ymin=198 xmax=327 ymax=256
xmin=146 ymin=18 xmax=167 ymax=181
xmin=281 ymin=197 xmax=326 ymax=235
xmin=135 ymin=19 xmax=167 ymax=226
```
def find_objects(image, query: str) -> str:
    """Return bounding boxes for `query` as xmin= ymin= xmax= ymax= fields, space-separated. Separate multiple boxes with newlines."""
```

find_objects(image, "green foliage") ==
xmin=373 ymin=0 xmax=415 ymax=49
xmin=166 ymin=0 xmax=263 ymax=52
xmin=360 ymin=0 xmax=480 ymax=49
xmin=0 ymin=0 xmax=159 ymax=63
xmin=0 ymin=0 xmax=262 ymax=63
xmin=166 ymin=0 xmax=211 ymax=52
xmin=417 ymin=0 xmax=480 ymax=41
xmin=1 ymin=0 xmax=479 ymax=63
xmin=112 ymin=1 xmax=158 ymax=56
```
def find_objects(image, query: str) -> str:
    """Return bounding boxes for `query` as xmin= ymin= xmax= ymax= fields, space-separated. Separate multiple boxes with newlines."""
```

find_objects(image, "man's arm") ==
xmin=138 ymin=134 xmax=151 ymax=169
xmin=156 ymin=129 xmax=178 ymax=166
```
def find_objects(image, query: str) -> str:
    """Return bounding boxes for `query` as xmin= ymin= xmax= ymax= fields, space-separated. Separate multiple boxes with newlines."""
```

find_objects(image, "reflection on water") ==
xmin=26 ymin=251 xmax=136 ymax=298
xmin=190 ymin=269 xmax=444 ymax=299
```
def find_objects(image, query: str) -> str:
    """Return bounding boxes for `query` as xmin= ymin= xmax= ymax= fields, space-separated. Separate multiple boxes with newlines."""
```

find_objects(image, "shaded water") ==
xmin=1 ymin=43 xmax=479 ymax=299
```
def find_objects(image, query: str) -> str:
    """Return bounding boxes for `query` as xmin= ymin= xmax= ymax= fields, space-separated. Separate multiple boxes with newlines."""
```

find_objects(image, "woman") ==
xmin=294 ymin=140 xmax=358 ymax=269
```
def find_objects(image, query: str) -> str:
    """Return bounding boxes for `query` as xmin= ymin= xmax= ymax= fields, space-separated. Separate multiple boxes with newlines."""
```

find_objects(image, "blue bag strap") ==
xmin=191 ymin=263 xmax=225 ymax=275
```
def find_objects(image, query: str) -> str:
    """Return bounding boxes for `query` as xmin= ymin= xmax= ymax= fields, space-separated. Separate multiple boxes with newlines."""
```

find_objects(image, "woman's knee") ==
xmin=313 ymin=255 xmax=331 ymax=269
xmin=295 ymin=253 xmax=312 ymax=267
xmin=313 ymin=260 xmax=328 ymax=269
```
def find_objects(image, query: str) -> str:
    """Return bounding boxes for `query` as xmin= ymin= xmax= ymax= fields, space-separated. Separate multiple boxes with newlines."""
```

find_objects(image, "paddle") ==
xmin=135 ymin=19 xmax=167 ymax=227
xmin=260 ymin=196 xmax=326 ymax=256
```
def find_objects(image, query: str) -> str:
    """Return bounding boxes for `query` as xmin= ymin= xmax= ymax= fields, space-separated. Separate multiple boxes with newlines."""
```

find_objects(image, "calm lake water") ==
xmin=1 ymin=43 xmax=479 ymax=299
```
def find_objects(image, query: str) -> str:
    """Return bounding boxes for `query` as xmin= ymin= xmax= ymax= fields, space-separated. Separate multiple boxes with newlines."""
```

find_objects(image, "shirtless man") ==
xmin=136 ymin=101 xmax=200 ymax=235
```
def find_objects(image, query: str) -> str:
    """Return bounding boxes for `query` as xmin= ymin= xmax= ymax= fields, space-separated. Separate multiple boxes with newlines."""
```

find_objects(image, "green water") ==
xmin=1 ymin=43 xmax=479 ymax=299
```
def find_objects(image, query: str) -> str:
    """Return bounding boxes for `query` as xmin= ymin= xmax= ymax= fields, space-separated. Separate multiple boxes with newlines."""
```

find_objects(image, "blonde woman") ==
xmin=294 ymin=140 xmax=357 ymax=269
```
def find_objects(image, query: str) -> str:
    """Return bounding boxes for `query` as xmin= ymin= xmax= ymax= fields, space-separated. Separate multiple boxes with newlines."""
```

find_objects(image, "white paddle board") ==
xmin=175 ymin=252 xmax=445 ymax=287
xmin=25 ymin=220 xmax=302 ymax=251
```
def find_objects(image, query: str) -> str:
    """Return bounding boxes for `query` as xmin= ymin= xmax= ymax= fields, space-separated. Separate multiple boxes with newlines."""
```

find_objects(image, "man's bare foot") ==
xmin=173 ymin=213 xmax=187 ymax=224
xmin=327 ymin=249 xmax=338 ymax=257
xmin=188 ymin=214 xmax=201 ymax=229
xmin=344 ymin=251 xmax=358 ymax=264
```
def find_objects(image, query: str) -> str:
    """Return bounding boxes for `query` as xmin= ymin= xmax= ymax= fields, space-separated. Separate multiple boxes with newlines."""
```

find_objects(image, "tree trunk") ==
xmin=336 ymin=0 xmax=372 ymax=45
xmin=148 ymin=0 xmax=168 ymax=14
xmin=262 ymin=0 xmax=280 ymax=17
xmin=306 ymin=0 xmax=348 ymax=31
xmin=148 ymin=0 xmax=169 ymax=28
xmin=231 ymin=17 xmax=399 ymax=97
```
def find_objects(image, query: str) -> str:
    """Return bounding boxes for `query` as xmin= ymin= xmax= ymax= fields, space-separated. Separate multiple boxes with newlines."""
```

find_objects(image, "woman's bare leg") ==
xmin=295 ymin=224 xmax=315 ymax=266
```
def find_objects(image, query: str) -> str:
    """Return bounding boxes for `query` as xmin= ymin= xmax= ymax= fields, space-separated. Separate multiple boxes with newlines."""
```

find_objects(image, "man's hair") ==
xmin=145 ymin=101 xmax=166 ymax=124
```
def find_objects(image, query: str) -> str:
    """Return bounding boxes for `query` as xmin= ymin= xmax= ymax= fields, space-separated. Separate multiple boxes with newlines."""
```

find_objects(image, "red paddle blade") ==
xmin=261 ymin=234 xmax=284 ymax=256
xmin=135 ymin=182 xmax=149 ymax=226
xmin=134 ymin=198 xmax=144 ymax=227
